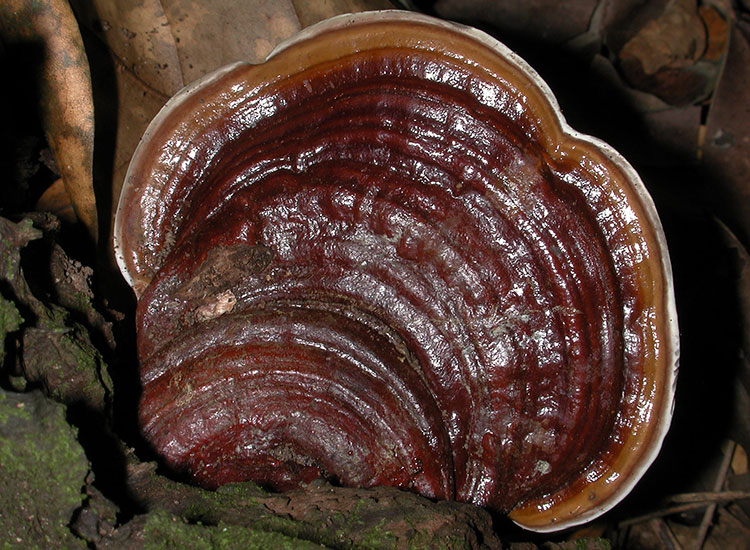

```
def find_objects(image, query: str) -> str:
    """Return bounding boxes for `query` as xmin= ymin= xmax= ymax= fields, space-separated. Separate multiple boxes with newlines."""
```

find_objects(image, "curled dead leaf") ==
xmin=603 ymin=0 xmax=731 ymax=106
xmin=0 ymin=0 xmax=97 ymax=241
xmin=36 ymin=178 xmax=77 ymax=224
xmin=619 ymin=0 xmax=707 ymax=75
xmin=699 ymin=4 xmax=731 ymax=62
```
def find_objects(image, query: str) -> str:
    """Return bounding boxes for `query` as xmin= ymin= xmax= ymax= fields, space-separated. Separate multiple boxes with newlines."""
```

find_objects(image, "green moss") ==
xmin=574 ymin=539 xmax=611 ymax=550
xmin=0 ymin=294 xmax=23 ymax=364
xmin=545 ymin=539 xmax=612 ymax=550
xmin=65 ymin=325 xmax=113 ymax=396
xmin=215 ymin=481 xmax=266 ymax=498
xmin=69 ymin=290 xmax=97 ymax=320
xmin=0 ymin=391 xmax=30 ymax=424
xmin=0 ymin=295 xmax=23 ymax=336
xmin=143 ymin=512 xmax=333 ymax=550
xmin=182 ymin=481 xmax=263 ymax=517
xmin=0 ymin=390 xmax=88 ymax=549
xmin=39 ymin=307 xmax=68 ymax=331
xmin=181 ymin=487 xmax=310 ymax=542
xmin=22 ymin=318 xmax=112 ymax=413
xmin=408 ymin=535 xmax=464 ymax=550
xmin=133 ymin=465 xmax=492 ymax=549
xmin=353 ymin=519 xmax=397 ymax=550
xmin=0 ymin=219 xmax=40 ymax=281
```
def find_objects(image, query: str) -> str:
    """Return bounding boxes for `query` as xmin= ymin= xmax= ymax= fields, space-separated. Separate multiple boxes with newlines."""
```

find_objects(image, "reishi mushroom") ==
xmin=114 ymin=11 xmax=679 ymax=532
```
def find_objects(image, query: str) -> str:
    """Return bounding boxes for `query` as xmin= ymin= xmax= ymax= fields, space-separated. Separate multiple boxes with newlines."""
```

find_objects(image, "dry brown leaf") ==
xmin=158 ymin=0 xmax=301 ymax=78
xmin=703 ymin=24 xmax=750 ymax=248
xmin=700 ymin=4 xmax=731 ymax=62
xmin=36 ymin=178 xmax=78 ymax=224
xmin=292 ymin=0 xmax=395 ymax=28
xmin=71 ymin=0 xmax=185 ymax=96
xmin=429 ymin=0 xmax=599 ymax=44
xmin=72 ymin=0 xmax=302 ymax=96
xmin=733 ymin=445 xmax=748 ymax=476
xmin=619 ymin=0 xmax=707 ymax=75
xmin=713 ymin=219 xmax=750 ymax=455
xmin=0 ymin=0 xmax=97 ymax=241
xmin=611 ymin=0 xmax=729 ymax=105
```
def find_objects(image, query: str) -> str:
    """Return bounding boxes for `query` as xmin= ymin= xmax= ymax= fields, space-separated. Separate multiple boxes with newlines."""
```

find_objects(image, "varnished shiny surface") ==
xmin=117 ymin=12 xmax=678 ymax=531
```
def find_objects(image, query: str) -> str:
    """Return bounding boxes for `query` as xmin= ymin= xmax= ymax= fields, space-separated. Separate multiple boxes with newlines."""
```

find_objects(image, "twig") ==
xmin=693 ymin=440 xmax=737 ymax=550
xmin=669 ymin=490 xmax=750 ymax=504
xmin=617 ymin=488 xmax=750 ymax=528
xmin=719 ymin=505 xmax=750 ymax=536
xmin=653 ymin=518 xmax=685 ymax=550
xmin=618 ymin=502 xmax=718 ymax=528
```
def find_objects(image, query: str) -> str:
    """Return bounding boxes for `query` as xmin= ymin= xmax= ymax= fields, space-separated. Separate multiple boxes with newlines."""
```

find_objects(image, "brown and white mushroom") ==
xmin=114 ymin=11 xmax=679 ymax=532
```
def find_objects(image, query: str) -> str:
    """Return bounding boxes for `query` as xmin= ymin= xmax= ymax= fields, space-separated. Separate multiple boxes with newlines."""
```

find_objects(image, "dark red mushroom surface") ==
xmin=115 ymin=12 xmax=679 ymax=531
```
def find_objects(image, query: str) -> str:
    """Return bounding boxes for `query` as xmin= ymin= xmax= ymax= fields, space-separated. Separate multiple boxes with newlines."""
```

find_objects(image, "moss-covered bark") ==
xmin=0 ymin=216 xmax=112 ymax=413
xmin=116 ymin=462 xmax=500 ymax=549
xmin=0 ymin=388 xmax=89 ymax=549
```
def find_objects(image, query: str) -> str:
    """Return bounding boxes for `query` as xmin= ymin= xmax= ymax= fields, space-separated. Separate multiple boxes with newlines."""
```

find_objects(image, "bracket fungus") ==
xmin=114 ymin=11 xmax=679 ymax=532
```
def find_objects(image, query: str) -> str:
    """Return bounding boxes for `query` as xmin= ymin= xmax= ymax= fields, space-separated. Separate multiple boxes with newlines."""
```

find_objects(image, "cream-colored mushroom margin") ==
xmin=114 ymin=10 xmax=679 ymax=532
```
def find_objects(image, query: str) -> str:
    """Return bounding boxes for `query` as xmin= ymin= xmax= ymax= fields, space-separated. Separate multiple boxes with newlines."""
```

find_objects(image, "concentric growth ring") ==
xmin=115 ymin=11 xmax=678 ymax=532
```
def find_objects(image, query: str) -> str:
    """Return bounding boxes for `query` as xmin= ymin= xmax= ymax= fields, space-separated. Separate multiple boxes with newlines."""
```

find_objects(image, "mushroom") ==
xmin=114 ymin=11 xmax=679 ymax=532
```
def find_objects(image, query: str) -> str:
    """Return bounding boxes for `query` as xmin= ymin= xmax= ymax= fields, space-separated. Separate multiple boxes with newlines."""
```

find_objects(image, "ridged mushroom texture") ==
xmin=114 ymin=11 xmax=679 ymax=532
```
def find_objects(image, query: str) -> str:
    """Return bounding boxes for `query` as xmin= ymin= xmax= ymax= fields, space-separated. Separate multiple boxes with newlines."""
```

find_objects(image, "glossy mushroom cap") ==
xmin=114 ymin=11 xmax=679 ymax=532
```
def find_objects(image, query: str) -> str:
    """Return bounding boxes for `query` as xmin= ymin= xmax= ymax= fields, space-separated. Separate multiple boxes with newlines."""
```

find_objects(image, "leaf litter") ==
xmin=1 ymin=0 xmax=749 ymax=548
